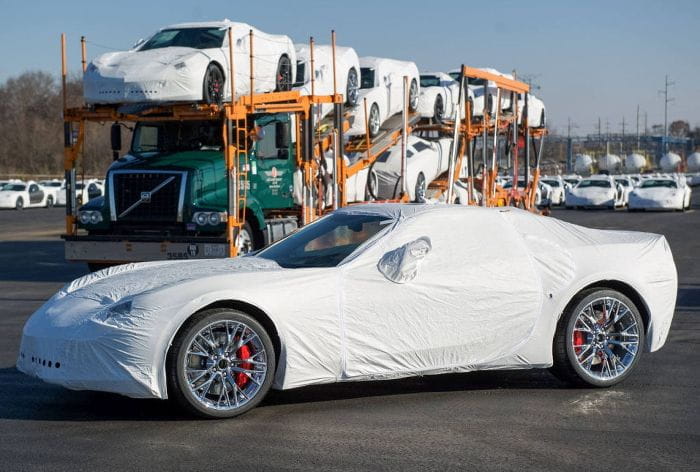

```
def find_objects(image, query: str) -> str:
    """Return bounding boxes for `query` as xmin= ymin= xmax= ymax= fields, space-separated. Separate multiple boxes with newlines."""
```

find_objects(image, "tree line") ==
xmin=0 ymin=71 xmax=113 ymax=176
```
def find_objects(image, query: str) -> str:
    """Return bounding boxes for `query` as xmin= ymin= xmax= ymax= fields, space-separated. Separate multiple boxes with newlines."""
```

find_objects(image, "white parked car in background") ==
xmin=614 ymin=176 xmax=634 ymax=207
xmin=84 ymin=21 xmax=296 ymax=104
xmin=417 ymin=72 xmax=472 ymax=123
xmin=628 ymin=177 xmax=692 ymax=211
xmin=0 ymin=181 xmax=54 ymax=209
xmin=348 ymin=57 xmax=420 ymax=137
xmin=562 ymin=174 xmax=581 ymax=190
xmin=369 ymin=136 xmax=453 ymax=202
xmin=566 ymin=175 xmax=624 ymax=209
xmin=293 ymin=44 xmax=360 ymax=118
xmin=540 ymin=176 xmax=566 ymax=205
xmin=39 ymin=179 xmax=63 ymax=205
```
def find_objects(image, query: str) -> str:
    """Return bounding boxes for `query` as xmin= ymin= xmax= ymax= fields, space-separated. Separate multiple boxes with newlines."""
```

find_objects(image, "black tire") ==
xmin=275 ymin=55 xmax=293 ymax=91
xmin=414 ymin=172 xmax=427 ymax=203
xmin=203 ymin=63 xmax=224 ymax=105
xmin=368 ymin=103 xmax=381 ymax=137
xmin=167 ymin=308 xmax=276 ymax=419
xmin=46 ymin=196 xmax=54 ymax=208
xmin=433 ymin=94 xmax=445 ymax=123
xmin=551 ymin=288 xmax=644 ymax=388
xmin=15 ymin=197 xmax=24 ymax=210
xmin=408 ymin=79 xmax=418 ymax=112
xmin=346 ymin=67 xmax=359 ymax=106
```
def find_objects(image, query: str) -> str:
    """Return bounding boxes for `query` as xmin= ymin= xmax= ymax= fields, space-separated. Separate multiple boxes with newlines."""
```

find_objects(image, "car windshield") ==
xmin=541 ymin=179 xmax=560 ymax=187
xmin=360 ymin=68 xmax=375 ymax=89
xmin=2 ymin=184 xmax=25 ymax=191
xmin=131 ymin=120 xmax=223 ymax=154
xmin=420 ymin=75 xmax=440 ymax=87
xmin=641 ymin=179 xmax=677 ymax=189
xmin=257 ymin=213 xmax=391 ymax=268
xmin=139 ymin=28 xmax=226 ymax=51
xmin=578 ymin=180 xmax=610 ymax=188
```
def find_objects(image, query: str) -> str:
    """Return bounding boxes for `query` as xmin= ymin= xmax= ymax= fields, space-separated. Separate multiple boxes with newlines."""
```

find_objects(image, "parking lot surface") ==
xmin=0 ymin=202 xmax=698 ymax=471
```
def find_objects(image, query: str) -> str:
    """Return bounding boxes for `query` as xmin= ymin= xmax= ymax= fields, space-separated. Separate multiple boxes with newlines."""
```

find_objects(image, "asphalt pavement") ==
xmin=0 ymin=200 xmax=698 ymax=471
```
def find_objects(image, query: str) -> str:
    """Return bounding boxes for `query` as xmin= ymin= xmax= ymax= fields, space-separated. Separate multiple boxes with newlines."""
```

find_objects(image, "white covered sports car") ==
xmin=540 ymin=176 xmax=566 ymax=206
xmin=17 ymin=204 xmax=677 ymax=418
xmin=293 ymin=43 xmax=360 ymax=117
xmin=348 ymin=57 xmax=420 ymax=137
xmin=368 ymin=136 xmax=453 ymax=201
xmin=448 ymin=67 xmax=514 ymax=118
xmin=0 ymin=181 xmax=54 ymax=209
xmin=628 ymin=177 xmax=692 ymax=211
xmin=566 ymin=175 xmax=624 ymax=209
xmin=84 ymin=21 xmax=296 ymax=104
xmin=417 ymin=72 xmax=472 ymax=123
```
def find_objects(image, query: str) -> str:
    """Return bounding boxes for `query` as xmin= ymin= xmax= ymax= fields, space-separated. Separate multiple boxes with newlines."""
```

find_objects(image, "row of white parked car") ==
xmin=559 ymin=173 xmax=693 ymax=211
xmin=83 ymin=20 xmax=547 ymax=139
xmin=0 ymin=179 xmax=104 ymax=210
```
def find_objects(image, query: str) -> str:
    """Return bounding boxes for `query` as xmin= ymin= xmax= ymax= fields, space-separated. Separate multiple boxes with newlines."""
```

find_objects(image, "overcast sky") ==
xmin=1 ymin=0 xmax=698 ymax=134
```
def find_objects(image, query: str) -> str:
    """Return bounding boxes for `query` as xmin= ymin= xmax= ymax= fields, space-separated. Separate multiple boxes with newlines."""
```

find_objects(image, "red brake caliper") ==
xmin=235 ymin=344 xmax=252 ymax=388
xmin=573 ymin=331 xmax=585 ymax=353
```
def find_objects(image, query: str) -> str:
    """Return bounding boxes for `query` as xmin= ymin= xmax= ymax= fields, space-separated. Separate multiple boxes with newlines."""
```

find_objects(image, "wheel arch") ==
xmin=208 ymin=60 xmax=226 ymax=80
xmin=565 ymin=279 xmax=651 ymax=335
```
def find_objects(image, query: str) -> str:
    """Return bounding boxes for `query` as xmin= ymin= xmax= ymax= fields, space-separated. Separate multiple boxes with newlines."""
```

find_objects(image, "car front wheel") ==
xmin=203 ymin=64 xmax=224 ymax=105
xmin=551 ymin=288 xmax=644 ymax=387
xmin=346 ymin=68 xmax=359 ymax=106
xmin=368 ymin=103 xmax=381 ymax=137
xmin=15 ymin=197 xmax=24 ymax=210
xmin=275 ymin=55 xmax=293 ymax=91
xmin=168 ymin=308 xmax=276 ymax=418
xmin=433 ymin=94 xmax=445 ymax=123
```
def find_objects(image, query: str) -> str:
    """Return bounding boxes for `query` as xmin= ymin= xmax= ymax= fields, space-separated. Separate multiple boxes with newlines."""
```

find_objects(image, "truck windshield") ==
xmin=131 ymin=121 xmax=223 ymax=155
xmin=257 ymin=213 xmax=391 ymax=268
xmin=139 ymin=28 xmax=226 ymax=51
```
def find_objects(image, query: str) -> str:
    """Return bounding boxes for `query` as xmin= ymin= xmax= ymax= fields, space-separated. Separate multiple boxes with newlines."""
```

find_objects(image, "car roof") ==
xmin=164 ymin=20 xmax=252 ymax=30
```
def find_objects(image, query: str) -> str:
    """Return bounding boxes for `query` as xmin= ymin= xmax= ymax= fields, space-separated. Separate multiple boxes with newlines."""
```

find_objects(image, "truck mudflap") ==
xmin=64 ymin=237 xmax=229 ymax=263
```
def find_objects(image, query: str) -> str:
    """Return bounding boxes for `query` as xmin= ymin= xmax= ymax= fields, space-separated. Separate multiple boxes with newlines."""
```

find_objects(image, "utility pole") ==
xmin=620 ymin=116 xmax=626 ymax=137
xmin=659 ymin=74 xmax=675 ymax=150
xmin=597 ymin=117 xmax=602 ymax=141
xmin=636 ymin=105 xmax=640 ymax=149
xmin=644 ymin=111 xmax=648 ymax=136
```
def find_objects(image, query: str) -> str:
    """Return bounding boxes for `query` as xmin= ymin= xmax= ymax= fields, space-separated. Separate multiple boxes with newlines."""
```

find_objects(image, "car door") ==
xmin=339 ymin=208 xmax=543 ymax=379
xmin=28 ymin=184 xmax=43 ymax=205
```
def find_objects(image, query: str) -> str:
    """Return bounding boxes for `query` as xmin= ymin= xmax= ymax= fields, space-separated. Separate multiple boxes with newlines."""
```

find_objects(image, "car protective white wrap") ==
xmin=566 ymin=175 xmax=622 ymax=208
xmin=628 ymin=178 xmax=692 ymax=210
xmin=84 ymin=20 xmax=296 ymax=103
xmin=17 ymin=205 xmax=677 ymax=399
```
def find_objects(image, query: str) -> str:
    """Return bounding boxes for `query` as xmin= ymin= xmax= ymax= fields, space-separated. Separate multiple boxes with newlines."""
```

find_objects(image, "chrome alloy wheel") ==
xmin=236 ymin=227 xmax=254 ymax=254
xmin=571 ymin=297 xmax=640 ymax=381
xmin=183 ymin=320 xmax=268 ymax=412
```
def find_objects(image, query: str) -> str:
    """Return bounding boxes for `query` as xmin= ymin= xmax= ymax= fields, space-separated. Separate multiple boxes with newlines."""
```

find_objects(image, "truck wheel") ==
xmin=203 ymin=64 xmax=224 ymax=105
xmin=15 ymin=197 xmax=24 ymax=210
xmin=236 ymin=222 xmax=256 ymax=255
xmin=167 ymin=308 xmax=276 ymax=418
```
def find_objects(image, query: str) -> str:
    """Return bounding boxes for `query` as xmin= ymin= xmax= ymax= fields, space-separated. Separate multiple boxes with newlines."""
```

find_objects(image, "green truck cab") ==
xmin=76 ymin=112 xmax=299 ymax=257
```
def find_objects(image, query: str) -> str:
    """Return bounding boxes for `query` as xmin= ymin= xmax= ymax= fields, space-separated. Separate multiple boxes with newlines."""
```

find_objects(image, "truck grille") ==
xmin=111 ymin=171 xmax=185 ymax=223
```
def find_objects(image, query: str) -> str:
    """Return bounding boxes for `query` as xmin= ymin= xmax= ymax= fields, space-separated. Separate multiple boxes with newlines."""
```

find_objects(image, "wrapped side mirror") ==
xmin=378 ymin=237 xmax=432 ymax=284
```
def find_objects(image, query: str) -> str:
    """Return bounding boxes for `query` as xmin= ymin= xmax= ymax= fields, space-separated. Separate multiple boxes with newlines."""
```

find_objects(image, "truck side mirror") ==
xmin=275 ymin=121 xmax=291 ymax=150
xmin=110 ymin=123 xmax=122 ymax=161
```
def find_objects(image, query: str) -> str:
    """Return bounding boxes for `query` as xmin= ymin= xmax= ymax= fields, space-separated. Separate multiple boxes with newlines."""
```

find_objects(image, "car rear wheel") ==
xmin=433 ymin=94 xmax=445 ymax=123
xmin=551 ymin=289 xmax=644 ymax=387
xmin=408 ymin=79 xmax=418 ymax=112
xmin=203 ymin=64 xmax=224 ymax=105
xmin=414 ymin=172 xmax=427 ymax=203
xmin=275 ymin=55 xmax=293 ymax=91
xmin=46 ymin=196 xmax=54 ymax=208
xmin=168 ymin=308 xmax=275 ymax=419
xmin=368 ymin=103 xmax=381 ymax=137
xmin=15 ymin=197 xmax=24 ymax=210
xmin=346 ymin=68 xmax=359 ymax=106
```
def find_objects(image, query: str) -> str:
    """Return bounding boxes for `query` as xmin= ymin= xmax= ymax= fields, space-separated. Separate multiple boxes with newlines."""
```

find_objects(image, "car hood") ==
xmin=25 ymin=257 xmax=284 ymax=332
xmin=91 ymin=47 xmax=211 ymax=78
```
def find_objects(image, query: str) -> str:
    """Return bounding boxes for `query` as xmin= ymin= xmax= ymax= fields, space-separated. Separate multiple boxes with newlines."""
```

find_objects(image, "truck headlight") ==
xmin=193 ymin=211 xmax=227 ymax=226
xmin=79 ymin=210 xmax=103 ymax=225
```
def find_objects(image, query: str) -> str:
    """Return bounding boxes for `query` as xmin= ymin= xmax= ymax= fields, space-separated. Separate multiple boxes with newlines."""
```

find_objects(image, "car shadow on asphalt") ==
xmin=0 ymin=366 xmax=568 ymax=422
xmin=0 ymin=241 xmax=87 ymax=282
